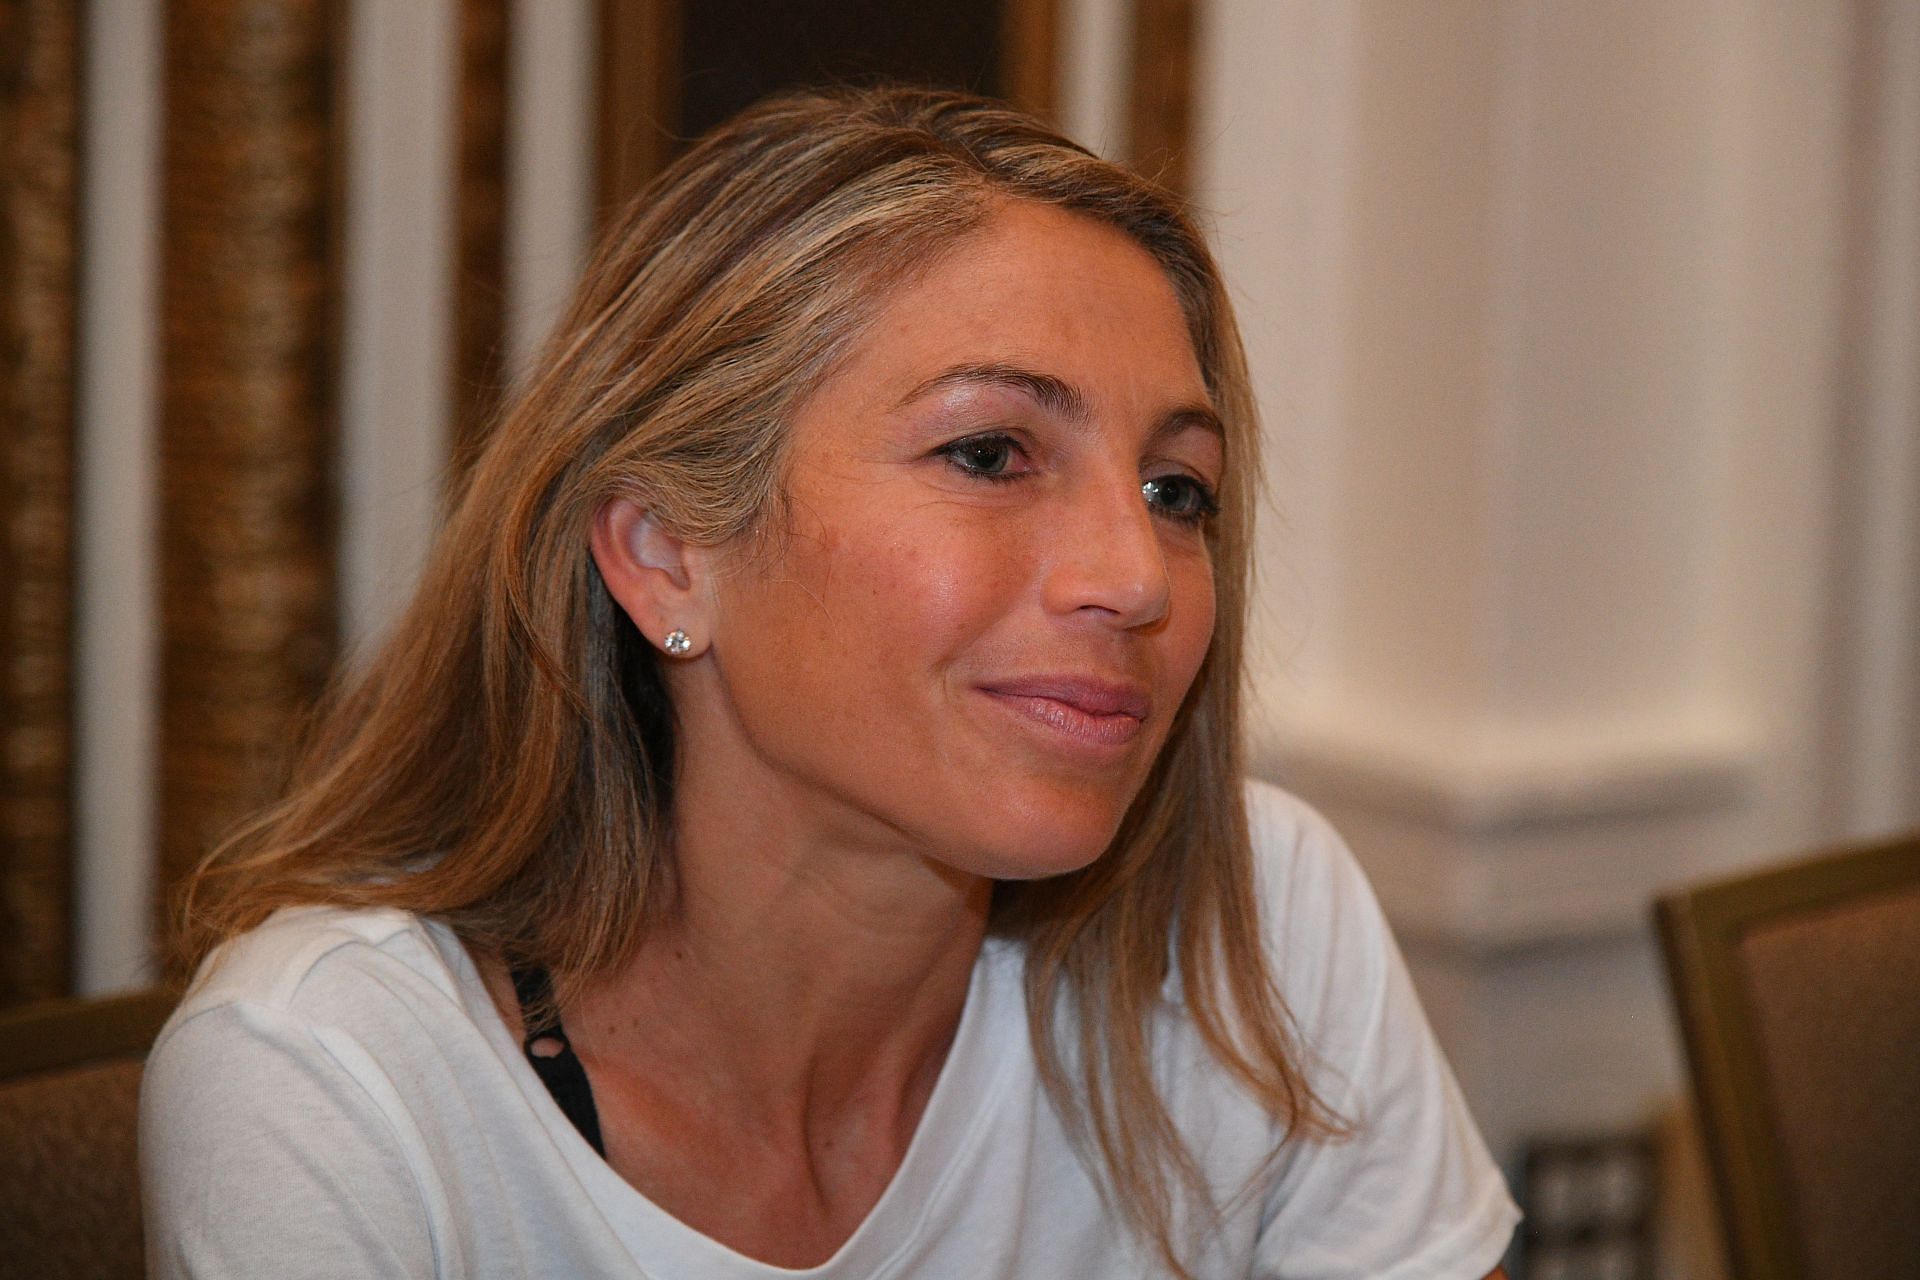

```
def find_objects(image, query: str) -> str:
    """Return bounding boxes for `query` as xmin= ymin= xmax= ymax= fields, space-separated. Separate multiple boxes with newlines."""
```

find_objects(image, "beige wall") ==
xmin=1195 ymin=0 xmax=1919 ymax=1212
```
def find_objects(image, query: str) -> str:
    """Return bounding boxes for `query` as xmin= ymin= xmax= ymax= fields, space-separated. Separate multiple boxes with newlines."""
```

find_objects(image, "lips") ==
xmin=979 ymin=676 xmax=1150 ymax=719
xmin=976 ymin=676 xmax=1151 ymax=754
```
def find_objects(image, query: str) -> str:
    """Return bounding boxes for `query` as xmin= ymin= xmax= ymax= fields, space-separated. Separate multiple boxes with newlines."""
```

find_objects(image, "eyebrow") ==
xmin=897 ymin=361 xmax=1225 ymax=446
xmin=898 ymin=362 xmax=1089 ymax=422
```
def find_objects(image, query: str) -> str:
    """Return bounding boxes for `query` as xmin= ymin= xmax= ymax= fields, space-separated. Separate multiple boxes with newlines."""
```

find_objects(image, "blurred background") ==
xmin=2 ymin=1 xmax=1915 ymax=1275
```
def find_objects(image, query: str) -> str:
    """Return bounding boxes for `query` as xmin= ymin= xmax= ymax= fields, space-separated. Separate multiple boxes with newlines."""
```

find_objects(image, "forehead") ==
xmin=798 ymin=201 xmax=1210 ymax=431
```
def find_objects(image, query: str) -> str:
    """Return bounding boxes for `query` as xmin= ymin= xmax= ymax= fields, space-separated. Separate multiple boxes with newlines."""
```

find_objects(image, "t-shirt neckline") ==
xmin=438 ymin=921 xmax=1023 ymax=1279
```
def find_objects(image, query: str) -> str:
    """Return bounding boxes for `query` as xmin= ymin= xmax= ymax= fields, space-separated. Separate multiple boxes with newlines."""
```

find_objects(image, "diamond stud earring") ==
xmin=662 ymin=628 xmax=692 ymax=656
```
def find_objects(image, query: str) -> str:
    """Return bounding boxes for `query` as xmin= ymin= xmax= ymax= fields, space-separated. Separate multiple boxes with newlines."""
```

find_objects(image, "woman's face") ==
xmin=692 ymin=201 xmax=1222 ymax=880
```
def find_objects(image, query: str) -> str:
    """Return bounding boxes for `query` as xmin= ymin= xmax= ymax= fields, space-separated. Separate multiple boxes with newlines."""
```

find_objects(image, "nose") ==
xmin=1040 ymin=473 xmax=1172 ymax=629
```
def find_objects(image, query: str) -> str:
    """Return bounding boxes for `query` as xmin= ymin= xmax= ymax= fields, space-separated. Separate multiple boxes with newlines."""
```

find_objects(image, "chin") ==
xmin=944 ymin=785 xmax=1133 ymax=881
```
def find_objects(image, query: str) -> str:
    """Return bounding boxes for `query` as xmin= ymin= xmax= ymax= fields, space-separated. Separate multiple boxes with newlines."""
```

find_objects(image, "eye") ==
xmin=1141 ymin=474 xmax=1220 ymax=525
xmin=935 ymin=432 xmax=1028 ymax=483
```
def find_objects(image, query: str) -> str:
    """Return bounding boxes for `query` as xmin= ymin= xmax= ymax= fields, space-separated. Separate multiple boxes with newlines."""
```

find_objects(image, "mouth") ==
xmin=975 ymin=676 xmax=1151 ymax=755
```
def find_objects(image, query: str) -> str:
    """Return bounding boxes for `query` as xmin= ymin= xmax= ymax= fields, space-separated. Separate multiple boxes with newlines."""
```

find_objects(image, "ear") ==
xmin=589 ymin=496 xmax=713 ymax=658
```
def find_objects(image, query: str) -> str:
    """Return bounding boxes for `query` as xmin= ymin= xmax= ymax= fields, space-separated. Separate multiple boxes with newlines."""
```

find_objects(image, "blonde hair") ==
xmin=176 ymin=85 xmax=1342 ymax=1274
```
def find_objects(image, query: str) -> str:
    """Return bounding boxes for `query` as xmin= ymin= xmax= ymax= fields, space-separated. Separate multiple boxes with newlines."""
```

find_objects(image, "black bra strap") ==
xmin=509 ymin=965 xmax=605 ymax=1156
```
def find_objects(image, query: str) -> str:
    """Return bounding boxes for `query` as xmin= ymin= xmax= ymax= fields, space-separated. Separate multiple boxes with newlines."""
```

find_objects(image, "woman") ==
xmin=143 ymin=87 xmax=1519 ymax=1278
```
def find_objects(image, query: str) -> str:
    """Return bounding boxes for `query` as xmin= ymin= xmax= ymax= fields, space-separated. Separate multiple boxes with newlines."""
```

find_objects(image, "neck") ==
xmin=569 ymin=754 xmax=993 ymax=1141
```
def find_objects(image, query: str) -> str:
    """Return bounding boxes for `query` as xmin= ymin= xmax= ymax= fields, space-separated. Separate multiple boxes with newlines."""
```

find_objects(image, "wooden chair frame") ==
xmin=0 ymin=987 xmax=175 ymax=1082
xmin=1655 ymin=832 xmax=1920 ymax=1280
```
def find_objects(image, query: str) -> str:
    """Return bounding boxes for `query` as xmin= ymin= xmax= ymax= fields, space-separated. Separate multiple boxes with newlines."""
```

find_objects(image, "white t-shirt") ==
xmin=140 ymin=781 xmax=1519 ymax=1278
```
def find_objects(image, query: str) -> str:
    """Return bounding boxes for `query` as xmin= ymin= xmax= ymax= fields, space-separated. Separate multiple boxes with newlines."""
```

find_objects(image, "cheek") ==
xmin=1169 ymin=558 xmax=1218 ymax=688
xmin=747 ymin=512 xmax=1018 ymax=713
xmin=834 ymin=511 xmax=1028 ymax=661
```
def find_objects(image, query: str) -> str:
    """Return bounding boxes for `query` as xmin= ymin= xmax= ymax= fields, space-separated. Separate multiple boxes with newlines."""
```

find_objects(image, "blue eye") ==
xmin=1142 ymin=475 xmax=1220 ymax=525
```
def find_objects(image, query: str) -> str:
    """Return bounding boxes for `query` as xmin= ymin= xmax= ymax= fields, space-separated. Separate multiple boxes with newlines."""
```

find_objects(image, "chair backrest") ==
xmin=0 ymin=988 xmax=176 ymax=1280
xmin=1656 ymin=833 xmax=1920 ymax=1280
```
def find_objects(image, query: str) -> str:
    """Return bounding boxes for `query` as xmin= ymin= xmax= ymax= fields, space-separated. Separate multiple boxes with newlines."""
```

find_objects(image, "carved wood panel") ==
xmin=157 ymin=0 xmax=341 ymax=951
xmin=0 ymin=0 xmax=82 ymax=1005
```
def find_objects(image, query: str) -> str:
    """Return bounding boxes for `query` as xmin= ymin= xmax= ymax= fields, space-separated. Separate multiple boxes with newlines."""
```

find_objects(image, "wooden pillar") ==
xmin=1127 ymin=0 xmax=1196 ymax=193
xmin=1001 ymin=0 xmax=1060 ymax=123
xmin=453 ymin=0 xmax=511 ymax=466
xmin=0 ymin=0 xmax=83 ymax=1004
xmin=598 ymin=0 xmax=680 ymax=217
xmin=158 ymin=0 xmax=341 ymax=947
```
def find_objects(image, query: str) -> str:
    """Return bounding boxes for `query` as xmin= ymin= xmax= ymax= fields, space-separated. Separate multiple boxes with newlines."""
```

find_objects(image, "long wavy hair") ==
xmin=175 ymin=85 xmax=1342 ymax=1274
